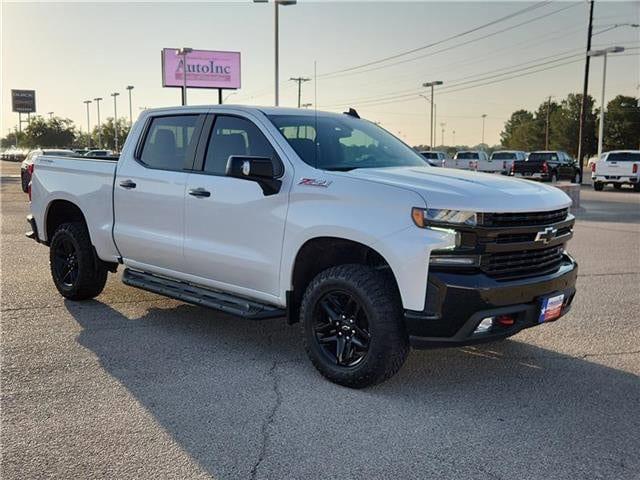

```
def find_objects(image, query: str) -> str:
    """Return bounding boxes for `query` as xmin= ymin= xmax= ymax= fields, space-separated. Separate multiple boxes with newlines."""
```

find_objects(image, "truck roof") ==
xmin=141 ymin=104 xmax=350 ymax=119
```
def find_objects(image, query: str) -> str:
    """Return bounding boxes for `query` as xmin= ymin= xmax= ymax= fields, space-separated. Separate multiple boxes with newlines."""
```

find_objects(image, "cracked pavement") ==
xmin=2 ymin=161 xmax=639 ymax=479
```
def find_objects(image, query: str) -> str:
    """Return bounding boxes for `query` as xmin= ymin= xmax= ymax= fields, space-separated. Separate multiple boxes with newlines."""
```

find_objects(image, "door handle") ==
xmin=119 ymin=180 xmax=137 ymax=189
xmin=188 ymin=188 xmax=211 ymax=198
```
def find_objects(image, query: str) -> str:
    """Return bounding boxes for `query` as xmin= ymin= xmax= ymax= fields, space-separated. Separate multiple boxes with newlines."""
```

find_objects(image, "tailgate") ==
xmin=514 ymin=160 xmax=544 ymax=174
xmin=596 ymin=161 xmax=635 ymax=176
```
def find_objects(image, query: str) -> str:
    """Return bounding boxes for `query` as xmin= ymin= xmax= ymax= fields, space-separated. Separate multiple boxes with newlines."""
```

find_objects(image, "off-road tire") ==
xmin=593 ymin=182 xmax=604 ymax=191
xmin=300 ymin=264 xmax=409 ymax=388
xmin=49 ymin=222 xmax=108 ymax=300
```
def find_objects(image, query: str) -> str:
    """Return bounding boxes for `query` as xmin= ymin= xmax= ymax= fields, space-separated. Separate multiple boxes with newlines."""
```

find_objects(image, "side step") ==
xmin=122 ymin=268 xmax=285 ymax=320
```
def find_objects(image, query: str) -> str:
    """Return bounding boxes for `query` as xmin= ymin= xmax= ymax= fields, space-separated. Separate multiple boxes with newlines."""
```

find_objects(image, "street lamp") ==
xmin=422 ymin=80 xmax=443 ymax=149
xmin=126 ymin=85 xmax=134 ymax=125
xmin=83 ymin=100 xmax=92 ymax=148
xmin=111 ymin=92 xmax=120 ymax=152
xmin=418 ymin=94 xmax=431 ymax=148
xmin=481 ymin=114 xmax=487 ymax=145
xmin=94 ymin=98 xmax=103 ymax=148
xmin=254 ymin=0 xmax=297 ymax=106
xmin=176 ymin=48 xmax=193 ymax=106
xmin=588 ymin=46 xmax=625 ymax=157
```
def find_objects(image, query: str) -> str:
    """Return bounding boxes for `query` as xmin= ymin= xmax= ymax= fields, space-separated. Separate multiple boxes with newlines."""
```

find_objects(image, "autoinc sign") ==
xmin=11 ymin=90 xmax=36 ymax=113
xmin=162 ymin=49 xmax=241 ymax=90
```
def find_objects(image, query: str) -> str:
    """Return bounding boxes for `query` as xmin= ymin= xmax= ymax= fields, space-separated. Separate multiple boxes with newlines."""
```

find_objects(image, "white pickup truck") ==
xmin=592 ymin=150 xmax=640 ymax=191
xmin=27 ymin=106 xmax=578 ymax=388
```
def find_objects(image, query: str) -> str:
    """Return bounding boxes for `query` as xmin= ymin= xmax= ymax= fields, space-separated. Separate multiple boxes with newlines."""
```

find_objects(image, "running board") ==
xmin=122 ymin=269 xmax=285 ymax=320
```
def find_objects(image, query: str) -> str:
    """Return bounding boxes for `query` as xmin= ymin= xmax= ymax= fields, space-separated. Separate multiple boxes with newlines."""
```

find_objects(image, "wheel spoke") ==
xmin=352 ymin=324 xmax=370 ymax=344
xmin=314 ymin=321 xmax=334 ymax=334
xmin=318 ymin=334 xmax=337 ymax=344
xmin=319 ymin=298 xmax=340 ymax=322
xmin=61 ymin=266 xmax=74 ymax=283
xmin=336 ymin=336 xmax=347 ymax=364
xmin=350 ymin=335 xmax=367 ymax=349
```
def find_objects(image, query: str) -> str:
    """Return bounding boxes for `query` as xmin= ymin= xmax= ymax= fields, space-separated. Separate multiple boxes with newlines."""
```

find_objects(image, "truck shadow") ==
xmin=67 ymin=300 xmax=639 ymax=479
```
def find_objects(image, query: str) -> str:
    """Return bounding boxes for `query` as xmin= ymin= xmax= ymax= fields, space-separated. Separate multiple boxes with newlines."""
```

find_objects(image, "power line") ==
xmin=316 ymin=1 xmax=553 ymax=78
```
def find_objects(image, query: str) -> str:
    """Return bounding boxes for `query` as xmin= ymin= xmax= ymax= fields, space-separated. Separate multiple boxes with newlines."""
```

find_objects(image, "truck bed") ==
xmin=30 ymin=154 xmax=120 ymax=262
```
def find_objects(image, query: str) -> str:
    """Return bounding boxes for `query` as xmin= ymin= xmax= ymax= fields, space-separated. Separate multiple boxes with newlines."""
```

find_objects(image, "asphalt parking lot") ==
xmin=1 ymin=160 xmax=639 ymax=480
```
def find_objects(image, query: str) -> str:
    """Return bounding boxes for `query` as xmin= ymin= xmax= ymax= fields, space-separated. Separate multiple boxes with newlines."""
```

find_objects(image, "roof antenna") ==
xmin=344 ymin=108 xmax=360 ymax=119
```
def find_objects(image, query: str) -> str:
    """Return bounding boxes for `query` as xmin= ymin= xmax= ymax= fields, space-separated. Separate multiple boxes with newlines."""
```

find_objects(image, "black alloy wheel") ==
xmin=53 ymin=236 xmax=80 ymax=287
xmin=313 ymin=290 xmax=371 ymax=367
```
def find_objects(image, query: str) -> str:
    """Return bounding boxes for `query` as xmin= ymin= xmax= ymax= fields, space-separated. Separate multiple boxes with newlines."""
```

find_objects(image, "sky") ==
xmin=2 ymin=1 xmax=639 ymax=147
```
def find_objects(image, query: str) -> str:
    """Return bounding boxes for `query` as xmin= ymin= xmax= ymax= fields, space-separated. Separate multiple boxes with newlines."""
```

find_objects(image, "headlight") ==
xmin=412 ymin=208 xmax=477 ymax=227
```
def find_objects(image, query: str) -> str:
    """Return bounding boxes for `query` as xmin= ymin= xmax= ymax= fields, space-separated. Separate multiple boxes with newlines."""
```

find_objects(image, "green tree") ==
xmin=603 ymin=95 xmax=640 ymax=151
xmin=22 ymin=116 xmax=77 ymax=148
xmin=1 ymin=130 xmax=26 ymax=148
xmin=500 ymin=109 xmax=541 ymax=151
xmin=91 ymin=118 xmax=130 ymax=151
xmin=549 ymin=94 xmax=597 ymax=158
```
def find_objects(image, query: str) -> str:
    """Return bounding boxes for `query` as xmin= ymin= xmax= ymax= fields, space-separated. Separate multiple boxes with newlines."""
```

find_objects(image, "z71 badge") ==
xmin=298 ymin=178 xmax=333 ymax=188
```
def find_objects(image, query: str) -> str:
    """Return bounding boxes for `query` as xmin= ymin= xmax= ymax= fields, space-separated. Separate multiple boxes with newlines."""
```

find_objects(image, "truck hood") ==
xmin=348 ymin=166 xmax=572 ymax=212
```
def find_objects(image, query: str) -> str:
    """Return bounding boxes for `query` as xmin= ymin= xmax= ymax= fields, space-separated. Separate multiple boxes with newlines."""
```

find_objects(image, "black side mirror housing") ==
xmin=225 ymin=156 xmax=282 ymax=195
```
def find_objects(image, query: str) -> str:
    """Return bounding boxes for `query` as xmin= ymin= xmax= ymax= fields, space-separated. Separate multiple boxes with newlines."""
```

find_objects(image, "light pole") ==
xmin=588 ymin=46 xmax=625 ymax=157
xmin=94 ymin=97 xmax=103 ymax=148
xmin=177 ymin=48 xmax=193 ymax=106
xmin=481 ymin=114 xmax=487 ymax=145
xmin=126 ymin=85 xmax=134 ymax=125
xmin=83 ymin=100 xmax=92 ymax=148
xmin=290 ymin=77 xmax=310 ymax=108
xmin=47 ymin=112 xmax=54 ymax=120
xmin=111 ymin=92 xmax=120 ymax=152
xmin=418 ymin=94 xmax=431 ymax=148
xmin=422 ymin=81 xmax=443 ymax=149
xmin=255 ymin=0 xmax=297 ymax=106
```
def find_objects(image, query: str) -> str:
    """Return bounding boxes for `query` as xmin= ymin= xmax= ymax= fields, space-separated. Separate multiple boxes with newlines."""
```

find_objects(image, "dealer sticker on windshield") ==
xmin=539 ymin=293 xmax=564 ymax=323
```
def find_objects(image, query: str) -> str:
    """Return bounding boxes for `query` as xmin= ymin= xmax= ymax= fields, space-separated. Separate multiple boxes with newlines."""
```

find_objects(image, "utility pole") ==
xmin=422 ymin=81 xmax=443 ymax=149
xmin=94 ymin=98 xmax=103 ymax=148
xmin=290 ymin=77 xmax=310 ymax=108
xmin=83 ymin=100 xmax=92 ymax=148
xmin=440 ymin=122 xmax=446 ymax=147
xmin=545 ymin=96 xmax=553 ymax=150
xmin=577 ymin=0 xmax=595 ymax=176
xmin=481 ymin=114 xmax=487 ymax=145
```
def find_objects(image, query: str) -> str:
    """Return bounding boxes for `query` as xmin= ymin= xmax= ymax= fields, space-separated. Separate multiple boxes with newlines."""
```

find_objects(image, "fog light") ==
xmin=474 ymin=317 xmax=494 ymax=334
xmin=496 ymin=315 xmax=515 ymax=326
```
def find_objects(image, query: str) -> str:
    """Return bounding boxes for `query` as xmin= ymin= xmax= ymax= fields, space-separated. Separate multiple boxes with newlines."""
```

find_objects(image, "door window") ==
xmin=203 ymin=116 xmax=278 ymax=175
xmin=140 ymin=115 xmax=200 ymax=170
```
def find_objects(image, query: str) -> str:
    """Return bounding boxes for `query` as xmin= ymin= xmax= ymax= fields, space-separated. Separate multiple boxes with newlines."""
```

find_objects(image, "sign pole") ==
xmin=218 ymin=89 xmax=223 ymax=104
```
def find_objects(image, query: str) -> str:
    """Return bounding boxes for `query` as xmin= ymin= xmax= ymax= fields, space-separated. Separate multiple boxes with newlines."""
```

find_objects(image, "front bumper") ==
xmin=405 ymin=254 xmax=577 ymax=348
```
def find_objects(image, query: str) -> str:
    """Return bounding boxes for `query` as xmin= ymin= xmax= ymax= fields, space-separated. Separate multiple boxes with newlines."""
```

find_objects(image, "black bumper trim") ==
xmin=405 ymin=255 xmax=578 ymax=348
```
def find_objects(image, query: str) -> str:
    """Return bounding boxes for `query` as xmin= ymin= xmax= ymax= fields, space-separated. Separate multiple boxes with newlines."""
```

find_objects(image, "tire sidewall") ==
xmin=300 ymin=265 xmax=407 ymax=387
xmin=50 ymin=228 xmax=84 ymax=296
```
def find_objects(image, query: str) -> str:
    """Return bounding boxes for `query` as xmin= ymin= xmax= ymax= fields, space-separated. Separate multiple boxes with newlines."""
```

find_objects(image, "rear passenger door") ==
xmin=182 ymin=113 xmax=289 ymax=300
xmin=114 ymin=113 xmax=205 ymax=273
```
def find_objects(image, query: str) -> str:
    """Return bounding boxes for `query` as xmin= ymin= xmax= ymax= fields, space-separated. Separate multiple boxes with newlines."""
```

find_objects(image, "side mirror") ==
xmin=225 ymin=156 xmax=282 ymax=195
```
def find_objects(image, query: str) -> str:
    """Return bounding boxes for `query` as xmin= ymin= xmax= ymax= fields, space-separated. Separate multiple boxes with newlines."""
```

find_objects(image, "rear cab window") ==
xmin=607 ymin=152 xmax=640 ymax=162
xmin=456 ymin=152 xmax=479 ymax=160
xmin=140 ymin=115 xmax=201 ymax=170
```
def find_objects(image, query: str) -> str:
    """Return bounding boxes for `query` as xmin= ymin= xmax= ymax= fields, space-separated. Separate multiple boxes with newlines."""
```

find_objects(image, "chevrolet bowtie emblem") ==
xmin=534 ymin=226 xmax=558 ymax=245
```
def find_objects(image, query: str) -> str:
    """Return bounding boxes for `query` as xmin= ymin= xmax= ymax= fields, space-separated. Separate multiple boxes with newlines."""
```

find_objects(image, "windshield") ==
xmin=267 ymin=114 xmax=427 ymax=171
xmin=420 ymin=152 xmax=438 ymax=159
xmin=529 ymin=152 xmax=558 ymax=161
xmin=456 ymin=152 xmax=479 ymax=160
xmin=491 ymin=152 xmax=515 ymax=160
xmin=607 ymin=152 xmax=640 ymax=162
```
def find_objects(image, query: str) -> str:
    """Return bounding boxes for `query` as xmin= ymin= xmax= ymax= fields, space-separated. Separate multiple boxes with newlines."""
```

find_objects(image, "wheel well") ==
xmin=45 ymin=200 xmax=87 ymax=241
xmin=288 ymin=237 xmax=400 ymax=324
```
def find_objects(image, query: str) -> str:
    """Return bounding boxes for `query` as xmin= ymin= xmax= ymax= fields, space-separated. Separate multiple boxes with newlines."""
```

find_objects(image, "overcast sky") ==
xmin=2 ymin=1 xmax=639 ymax=147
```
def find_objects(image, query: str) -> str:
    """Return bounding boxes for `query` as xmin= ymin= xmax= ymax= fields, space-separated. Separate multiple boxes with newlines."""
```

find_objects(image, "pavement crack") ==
xmin=250 ymin=359 xmax=283 ymax=480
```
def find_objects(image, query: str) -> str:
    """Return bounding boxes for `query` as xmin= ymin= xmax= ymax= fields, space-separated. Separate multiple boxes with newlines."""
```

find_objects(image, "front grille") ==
xmin=480 ymin=208 xmax=568 ymax=227
xmin=493 ymin=226 xmax=572 ymax=244
xmin=482 ymin=245 xmax=564 ymax=279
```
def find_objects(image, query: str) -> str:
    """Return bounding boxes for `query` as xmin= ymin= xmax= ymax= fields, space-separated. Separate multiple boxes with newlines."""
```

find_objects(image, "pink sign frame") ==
xmin=162 ymin=48 xmax=241 ymax=90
